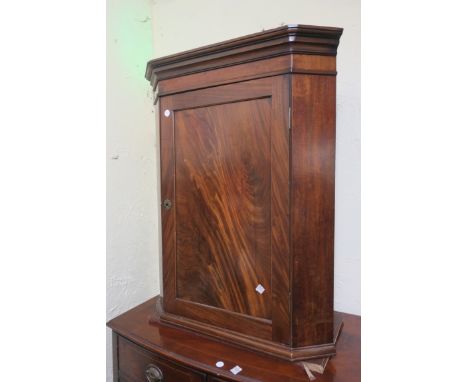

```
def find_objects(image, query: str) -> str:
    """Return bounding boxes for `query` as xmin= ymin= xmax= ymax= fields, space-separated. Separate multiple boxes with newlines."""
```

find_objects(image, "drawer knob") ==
xmin=145 ymin=364 xmax=163 ymax=382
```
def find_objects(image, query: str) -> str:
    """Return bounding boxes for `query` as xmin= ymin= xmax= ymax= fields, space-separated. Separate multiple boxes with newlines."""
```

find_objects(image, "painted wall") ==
xmin=151 ymin=0 xmax=361 ymax=315
xmin=106 ymin=1 xmax=159 ymax=381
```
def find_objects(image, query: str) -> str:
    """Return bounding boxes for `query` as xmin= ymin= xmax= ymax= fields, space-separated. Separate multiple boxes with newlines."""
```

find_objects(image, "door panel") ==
xmin=159 ymin=76 xmax=290 ymax=341
xmin=175 ymin=98 xmax=272 ymax=319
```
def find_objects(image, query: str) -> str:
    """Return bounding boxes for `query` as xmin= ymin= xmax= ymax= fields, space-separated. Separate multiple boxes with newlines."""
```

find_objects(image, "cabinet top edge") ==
xmin=145 ymin=24 xmax=343 ymax=85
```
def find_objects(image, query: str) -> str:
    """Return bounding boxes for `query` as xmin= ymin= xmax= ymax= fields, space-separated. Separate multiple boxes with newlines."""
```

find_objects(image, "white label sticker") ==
xmin=164 ymin=109 xmax=171 ymax=117
xmin=230 ymin=366 xmax=242 ymax=375
xmin=215 ymin=361 xmax=224 ymax=368
xmin=255 ymin=284 xmax=265 ymax=294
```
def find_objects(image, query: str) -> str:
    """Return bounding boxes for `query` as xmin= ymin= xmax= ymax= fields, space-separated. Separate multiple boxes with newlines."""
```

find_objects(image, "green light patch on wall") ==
xmin=108 ymin=0 xmax=153 ymax=80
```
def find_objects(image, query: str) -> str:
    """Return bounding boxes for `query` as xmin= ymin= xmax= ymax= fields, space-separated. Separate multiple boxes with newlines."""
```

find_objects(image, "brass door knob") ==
xmin=145 ymin=364 xmax=163 ymax=381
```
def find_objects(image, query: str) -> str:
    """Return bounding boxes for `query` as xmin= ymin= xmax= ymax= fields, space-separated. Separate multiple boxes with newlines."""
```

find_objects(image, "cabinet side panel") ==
xmin=291 ymin=74 xmax=336 ymax=347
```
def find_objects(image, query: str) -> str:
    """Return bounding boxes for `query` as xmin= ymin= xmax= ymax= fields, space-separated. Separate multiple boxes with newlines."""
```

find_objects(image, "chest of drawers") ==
xmin=108 ymin=297 xmax=360 ymax=382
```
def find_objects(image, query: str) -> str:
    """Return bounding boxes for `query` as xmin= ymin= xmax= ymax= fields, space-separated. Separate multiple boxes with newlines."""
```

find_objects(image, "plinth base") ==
xmin=149 ymin=295 xmax=343 ymax=362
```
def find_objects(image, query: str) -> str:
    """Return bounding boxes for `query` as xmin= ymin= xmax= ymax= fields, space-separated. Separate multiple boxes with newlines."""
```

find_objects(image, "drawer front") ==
xmin=118 ymin=336 xmax=205 ymax=382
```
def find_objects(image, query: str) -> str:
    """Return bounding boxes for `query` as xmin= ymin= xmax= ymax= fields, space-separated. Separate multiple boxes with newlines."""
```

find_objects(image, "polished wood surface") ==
xmin=108 ymin=297 xmax=361 ymax=382
xmin=159 ymin=77 xmax=296 ymax=354
xmin=119 ymin=336 xmax=204 ymax=382
xmin=290 ymin=74 xmax=336 ymax=347
xmin=174 ymin=97 xmax=272 ymax=320
xmin=146 ymin=24 xmax=343 ymax=88
xmin=154 ymin=54 xmax=336 ymax=99
xmin=150 ymin=25 xmax=343 ymax=361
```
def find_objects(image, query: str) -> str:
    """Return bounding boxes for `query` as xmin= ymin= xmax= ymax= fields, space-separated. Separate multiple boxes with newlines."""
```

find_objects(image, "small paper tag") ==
xmin=255 ymin=284 xmax=265 ymax=294
xmin=230 ymin=365 xmax=242 ymax=375
xmin=215 ymin=361 xmax=224 ymax=368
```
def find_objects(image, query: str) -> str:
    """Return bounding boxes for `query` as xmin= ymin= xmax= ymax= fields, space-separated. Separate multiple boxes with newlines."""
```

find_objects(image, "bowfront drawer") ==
xmin=118 ymin=336 xmax=205 ymax=382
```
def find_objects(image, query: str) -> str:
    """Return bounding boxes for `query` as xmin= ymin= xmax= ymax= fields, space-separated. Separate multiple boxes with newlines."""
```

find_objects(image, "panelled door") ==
xmin=159 ymin=76 xmax=291 ymax=344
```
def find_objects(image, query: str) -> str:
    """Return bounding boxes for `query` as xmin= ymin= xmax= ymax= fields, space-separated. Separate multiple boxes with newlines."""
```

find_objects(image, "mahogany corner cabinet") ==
xmin=148 ymin=24 xmax=343 ymax=361
xmin=110 ymin=23 xmax=347 ymax=382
